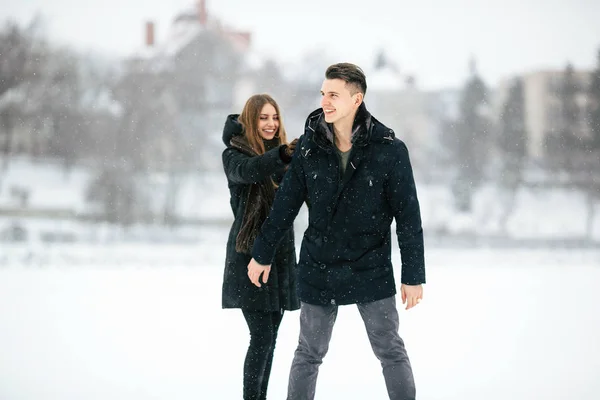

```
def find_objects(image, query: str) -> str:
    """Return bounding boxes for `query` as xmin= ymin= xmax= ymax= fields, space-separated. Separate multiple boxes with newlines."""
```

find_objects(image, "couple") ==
xmin=222 ymin=62 xmax=426 ymax=400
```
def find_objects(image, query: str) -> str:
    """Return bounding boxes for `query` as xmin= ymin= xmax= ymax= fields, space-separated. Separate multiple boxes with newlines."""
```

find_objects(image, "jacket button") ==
xmin=321 ymin=291 xmax=327 ymax=297
xmin=323 ymin=236 xmax=329 ymax=243
xmin=326 ymin=177 xmax=333 ymax=183
xmin=326 ymin=206 xmax=331 ymax=212
xmin=320 ymin=264 xmax=326 ymax=270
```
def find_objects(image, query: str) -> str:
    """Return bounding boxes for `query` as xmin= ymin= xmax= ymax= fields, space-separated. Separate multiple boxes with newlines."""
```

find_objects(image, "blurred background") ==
xmin=0 ymin=1 xmax=599 ymax=399
xmin=0 ymin=0 xmax=598 ymax=245
xmin=0 ymin=0 xmax=600 ymax=245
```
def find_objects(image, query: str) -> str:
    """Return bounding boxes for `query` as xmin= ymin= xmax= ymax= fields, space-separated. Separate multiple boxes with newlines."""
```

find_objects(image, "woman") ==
xmin=221 ymin=94 xmax=300 ymax=400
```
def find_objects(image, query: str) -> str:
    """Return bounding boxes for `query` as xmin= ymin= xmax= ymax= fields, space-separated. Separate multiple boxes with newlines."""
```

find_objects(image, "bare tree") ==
xmin=496 ymin=78 xmax=527 ymax=232
xmin=448 ymin=58 xmax=493 ymax=212
xmin=0 ymin=18 xmax=47 ymax=173
xmin=585 ymin=50 xmax=600 ymax=241
xmin=543 ymin=61 xmax=600 ymax=242
xmin=86 ymin=165 xmax=148 ymax=226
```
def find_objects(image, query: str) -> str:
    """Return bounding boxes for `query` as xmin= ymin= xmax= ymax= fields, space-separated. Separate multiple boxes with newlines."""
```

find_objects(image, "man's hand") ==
xmin=247 ymin=258 xmax=271 ymax=287
xmin=401 ymin=284 xmax=423 ymax=310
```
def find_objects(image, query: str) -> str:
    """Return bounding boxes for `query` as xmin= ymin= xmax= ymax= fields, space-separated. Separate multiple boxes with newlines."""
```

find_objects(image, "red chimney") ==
xmin=197 ymin=0 xmax=207 ymax=25
xmin=145 ymin=21 xmax=155 ymax=46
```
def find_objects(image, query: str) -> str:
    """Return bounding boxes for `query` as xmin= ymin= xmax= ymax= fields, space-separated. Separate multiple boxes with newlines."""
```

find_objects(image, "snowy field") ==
xmin=1 ymin=226 xmax=600 ymax=400
xmin=2 ymin=158 xmax=599 ymax=243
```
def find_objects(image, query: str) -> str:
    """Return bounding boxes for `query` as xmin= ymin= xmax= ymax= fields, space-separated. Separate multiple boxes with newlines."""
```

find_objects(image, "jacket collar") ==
xmin=305 ymin=103 xmax=378 ymax=149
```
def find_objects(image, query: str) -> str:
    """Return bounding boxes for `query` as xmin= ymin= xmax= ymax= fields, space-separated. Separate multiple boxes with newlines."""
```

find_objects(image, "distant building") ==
xmin=496 ymin=69 xmax=593 ymax=160
xmin=128 ymin=0 xmax=264 ymax=171
xmin=365 ymin=51 xmax=438 ymax=171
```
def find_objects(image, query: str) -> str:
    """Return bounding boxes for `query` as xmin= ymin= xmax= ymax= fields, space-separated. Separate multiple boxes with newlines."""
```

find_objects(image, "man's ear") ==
xmin=354 ymin=92 xmax=363 ymax=106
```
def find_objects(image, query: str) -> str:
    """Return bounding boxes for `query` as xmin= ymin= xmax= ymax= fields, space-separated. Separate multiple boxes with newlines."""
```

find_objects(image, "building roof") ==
xmin=130 ymin=4 xmax=252 ymax=68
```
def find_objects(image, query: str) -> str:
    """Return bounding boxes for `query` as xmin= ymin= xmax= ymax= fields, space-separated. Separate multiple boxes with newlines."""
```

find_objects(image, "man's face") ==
xmin=320 ymin=78 xmax=361 ymax=125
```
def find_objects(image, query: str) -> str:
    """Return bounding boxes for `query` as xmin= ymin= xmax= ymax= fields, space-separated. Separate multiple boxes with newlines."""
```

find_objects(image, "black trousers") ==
xmin=242 ymin=309 xmax=284 ymax=400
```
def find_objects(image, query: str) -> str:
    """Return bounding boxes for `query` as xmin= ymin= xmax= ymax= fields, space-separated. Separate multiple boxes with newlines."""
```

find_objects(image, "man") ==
xmin=247 ymin=62 xmax=425 ymax=400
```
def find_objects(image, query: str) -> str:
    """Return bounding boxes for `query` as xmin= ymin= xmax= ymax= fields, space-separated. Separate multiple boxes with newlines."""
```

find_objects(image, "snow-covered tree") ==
xmin=496 ymin=77 xmax=527 ymax=231
xmin=448 ymin=58 xmax=493 ymax=212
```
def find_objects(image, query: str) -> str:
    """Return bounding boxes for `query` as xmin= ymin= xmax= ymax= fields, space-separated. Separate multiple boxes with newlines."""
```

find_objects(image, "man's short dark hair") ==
xmin=325 ymin=63 xmax=367 ymax=95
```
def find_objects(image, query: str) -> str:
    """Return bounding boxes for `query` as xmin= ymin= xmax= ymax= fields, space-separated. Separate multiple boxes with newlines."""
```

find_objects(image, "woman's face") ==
xmin=258 ymin=103 xmax=279 ymax=140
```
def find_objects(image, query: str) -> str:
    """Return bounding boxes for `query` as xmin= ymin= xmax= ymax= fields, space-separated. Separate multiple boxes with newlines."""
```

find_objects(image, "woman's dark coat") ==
xmin=221 ymin=114 xmax=300 ymax=312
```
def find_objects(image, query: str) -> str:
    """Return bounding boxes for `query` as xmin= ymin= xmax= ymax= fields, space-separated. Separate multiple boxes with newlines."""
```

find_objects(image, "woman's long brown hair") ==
xmin=237 ymin=94 xmax=288 ymax=154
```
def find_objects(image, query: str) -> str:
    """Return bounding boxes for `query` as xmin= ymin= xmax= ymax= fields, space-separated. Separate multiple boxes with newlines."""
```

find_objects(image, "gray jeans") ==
xmin=287 ymin=296 xmax=416 ymax=400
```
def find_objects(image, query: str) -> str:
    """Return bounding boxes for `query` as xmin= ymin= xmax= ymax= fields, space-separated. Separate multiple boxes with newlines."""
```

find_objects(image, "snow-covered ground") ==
xmin=1 ymin=225 xmax=599 ymax=400
xmin=1 ymin=157 xmax=599 ymax=244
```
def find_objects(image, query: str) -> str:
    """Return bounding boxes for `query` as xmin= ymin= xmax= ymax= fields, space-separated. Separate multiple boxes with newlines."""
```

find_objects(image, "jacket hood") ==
xmin=222 ymin=114 xmax=244 ymax=146
xmin=304 ymin=102 xmax=394 ymax=148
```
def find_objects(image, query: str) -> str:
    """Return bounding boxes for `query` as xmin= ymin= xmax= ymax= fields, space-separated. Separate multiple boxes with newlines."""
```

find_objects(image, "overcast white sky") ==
xmin=2 ymin=0 xmax=600 ymax=90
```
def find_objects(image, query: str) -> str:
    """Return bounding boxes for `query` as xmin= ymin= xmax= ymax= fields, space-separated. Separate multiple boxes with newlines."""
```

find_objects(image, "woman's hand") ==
xmin=284 ymin=138 xmax=299 ymax=158
xmin=247 ymin=258 xmax=271 ymax=287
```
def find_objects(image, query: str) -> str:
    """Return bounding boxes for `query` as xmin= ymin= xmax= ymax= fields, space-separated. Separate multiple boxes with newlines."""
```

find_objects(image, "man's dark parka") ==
xmin=252 ymin=103 xmax=426 ymax=306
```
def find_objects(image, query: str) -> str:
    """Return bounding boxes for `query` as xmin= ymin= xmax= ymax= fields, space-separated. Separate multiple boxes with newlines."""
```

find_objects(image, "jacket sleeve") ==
xmin=251 ymin=135 xmax=308 ymax=265
xmin=386 ymin=140 xmax=426 ymax=285
xmin=222 ymin=146 xmax=287 ymax=185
